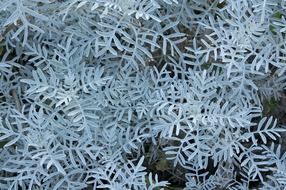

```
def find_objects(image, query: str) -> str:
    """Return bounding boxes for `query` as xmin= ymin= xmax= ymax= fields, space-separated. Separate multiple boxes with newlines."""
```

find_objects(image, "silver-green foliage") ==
xmin=0 ymin=0 xmax=286 ymax=189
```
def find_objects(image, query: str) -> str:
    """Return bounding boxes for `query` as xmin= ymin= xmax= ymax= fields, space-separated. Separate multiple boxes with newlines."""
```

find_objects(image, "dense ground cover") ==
xmin=0 ymin=0 xmax=286 ymax=189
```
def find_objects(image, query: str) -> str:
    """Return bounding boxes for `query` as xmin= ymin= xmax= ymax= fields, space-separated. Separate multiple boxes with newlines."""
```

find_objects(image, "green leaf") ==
xmin=269 ymin=25 xmax=277 ymax=34
xmin=155 ymin=159 xmax=169 ymax=171
xmin=0 ymin=141 xmax=8 ymax=148
xmin=273 ymin=11 xmax=283 ymax=19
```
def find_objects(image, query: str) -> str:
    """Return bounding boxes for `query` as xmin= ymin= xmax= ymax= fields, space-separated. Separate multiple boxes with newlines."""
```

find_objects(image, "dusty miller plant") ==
xmin=0 ymin=0 xmax=286 ymax=189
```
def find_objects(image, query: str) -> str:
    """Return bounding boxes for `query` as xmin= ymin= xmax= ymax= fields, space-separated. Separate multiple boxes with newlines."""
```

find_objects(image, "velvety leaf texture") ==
xmin=0 ymin=0 xmax=286 ymax=189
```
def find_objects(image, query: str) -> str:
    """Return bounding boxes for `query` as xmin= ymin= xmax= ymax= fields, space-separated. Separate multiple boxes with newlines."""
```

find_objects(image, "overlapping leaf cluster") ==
xmin=0 ymin=0 xmax=286 ymax=189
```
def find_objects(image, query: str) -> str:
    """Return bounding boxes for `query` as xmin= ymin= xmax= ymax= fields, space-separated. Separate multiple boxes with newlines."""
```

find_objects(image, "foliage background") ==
xmin=0 ymin=0 xmax=286 ymax=189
